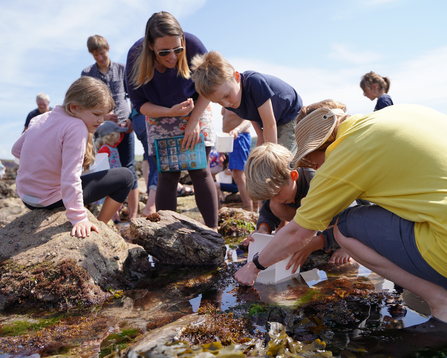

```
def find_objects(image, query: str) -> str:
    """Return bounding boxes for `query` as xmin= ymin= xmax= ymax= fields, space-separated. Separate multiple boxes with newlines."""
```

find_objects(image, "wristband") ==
xmin=253 ymin=252 xmax=268 ymax=270
xmin=237 ymin=127 xmax=241 ymax=135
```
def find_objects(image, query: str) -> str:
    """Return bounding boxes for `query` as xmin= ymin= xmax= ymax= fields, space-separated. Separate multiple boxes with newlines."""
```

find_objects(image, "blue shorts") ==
xmin=220 ymin=181 xmax=239 ymax=193
xmin=132 ymin=113 xmax=158 ymax=191
xmin=337 ymin=205 xmax=447 ymax=290
xmin=228 ymin=132 xmax=251 ymax=171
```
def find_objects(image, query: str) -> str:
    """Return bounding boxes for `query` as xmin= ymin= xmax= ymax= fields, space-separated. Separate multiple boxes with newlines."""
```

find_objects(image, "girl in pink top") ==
xmin=12 ymin=77 xmax=134 ymax=238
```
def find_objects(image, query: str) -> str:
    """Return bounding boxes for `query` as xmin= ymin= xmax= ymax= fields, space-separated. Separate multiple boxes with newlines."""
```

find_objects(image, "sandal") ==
xmin=177 ymin=186 xmax=194 ymax=197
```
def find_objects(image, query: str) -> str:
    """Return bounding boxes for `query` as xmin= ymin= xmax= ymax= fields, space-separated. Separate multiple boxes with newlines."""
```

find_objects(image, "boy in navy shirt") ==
xmin=192 ymin=51 xmax=303 ymax=154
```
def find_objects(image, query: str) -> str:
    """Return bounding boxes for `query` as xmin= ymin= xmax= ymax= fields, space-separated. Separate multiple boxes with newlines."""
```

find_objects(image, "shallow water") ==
xmin=0 ymin=245 xmax=446 ymax=357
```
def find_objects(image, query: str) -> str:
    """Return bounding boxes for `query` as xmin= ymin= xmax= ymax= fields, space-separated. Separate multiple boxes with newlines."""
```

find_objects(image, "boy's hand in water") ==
xmin=71 ymin=220 xmax=99 ymax=238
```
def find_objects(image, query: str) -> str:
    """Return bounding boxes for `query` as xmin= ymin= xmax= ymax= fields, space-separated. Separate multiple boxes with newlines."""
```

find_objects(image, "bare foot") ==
xmin=329 ymin=248 xmax=352 ymax=264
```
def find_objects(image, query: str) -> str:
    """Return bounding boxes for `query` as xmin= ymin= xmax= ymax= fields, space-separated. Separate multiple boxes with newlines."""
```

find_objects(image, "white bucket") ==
xmin=216 ymin=133 xmax=234 ymax=153
xmin=216 ymin=171 xmax=233 ymax=184
xmin=248 ymin=233 xmax=301 ymax=284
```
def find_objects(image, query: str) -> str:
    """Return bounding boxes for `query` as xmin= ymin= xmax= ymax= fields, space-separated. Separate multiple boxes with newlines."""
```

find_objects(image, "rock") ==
xmin=218 ymin=207 xmax=258 ymax=239
xmin=0 ymin=180 xmax=18 ymax=199
xmin=0 ymin=207 xmax=148 ymax=310
xmin=127 ymin=314 xmax=199 ymax=355
xmin=0 ymin=198 xmax=29 ymax=228
xmin=130 ymin=210 xmax=226 ymax=266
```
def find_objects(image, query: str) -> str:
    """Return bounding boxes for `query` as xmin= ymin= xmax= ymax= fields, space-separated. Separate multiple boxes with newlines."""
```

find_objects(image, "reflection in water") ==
xmin=1 ymin=246 xmax=446 ymax=357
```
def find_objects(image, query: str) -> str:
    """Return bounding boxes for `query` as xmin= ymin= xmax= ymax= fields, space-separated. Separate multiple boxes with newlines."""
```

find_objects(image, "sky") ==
xmin=1 ymin=0 xmax=447 ymax=160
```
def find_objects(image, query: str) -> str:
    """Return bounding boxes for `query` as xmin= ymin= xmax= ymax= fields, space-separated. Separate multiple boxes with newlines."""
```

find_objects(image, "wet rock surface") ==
xmin=0 ymin=207 xmax=148 ymax=310
xmin=130 ymin=210 xmax=226 ymax=266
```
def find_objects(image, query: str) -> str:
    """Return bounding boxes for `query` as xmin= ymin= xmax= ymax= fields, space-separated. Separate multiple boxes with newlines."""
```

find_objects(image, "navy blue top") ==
xmin=125 ymin=32 xmax=207 ymax=113
xmin=24 ymin=107 xmax=53 ymax=128
xmin=374 ymin=94 xmax=394 ymax=111
xmin=226 ymin=71 xmax=302 ymax=127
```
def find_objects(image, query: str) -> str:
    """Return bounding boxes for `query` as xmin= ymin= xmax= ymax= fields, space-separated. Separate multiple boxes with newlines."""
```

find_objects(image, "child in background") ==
xmin=191 ymin=51 xmax=303 ymax=154
xmin=360 ymin=71 xmax=393 ymax=111
xmin=242 ymin=143 xmax=351 ymax=265
xmin=12 ymin=77 xmax=134 ymax=238
xmin=94 ymin=121 xmax=129 ymax=223
xmin=221 ymin=108 xmax=253 ymax=211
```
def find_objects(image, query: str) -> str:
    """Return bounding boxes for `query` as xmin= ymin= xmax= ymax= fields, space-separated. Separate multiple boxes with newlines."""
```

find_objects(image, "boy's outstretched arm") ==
xmin=252 ymin=122 xmax=264 ymax=146
xmin=258 ymin=99 xmax=277 ymax=144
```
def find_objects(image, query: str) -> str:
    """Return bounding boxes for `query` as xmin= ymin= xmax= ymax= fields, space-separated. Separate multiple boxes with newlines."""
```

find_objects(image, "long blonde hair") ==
xmin=130 ymin=11 xmax=190 ymax=88
xmin=63 ymin=77 xmax=114 ymax=170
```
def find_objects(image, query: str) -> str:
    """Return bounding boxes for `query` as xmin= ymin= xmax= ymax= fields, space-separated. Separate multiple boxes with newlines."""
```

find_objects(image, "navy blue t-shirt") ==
xmin=126 ymin=32 xmax=206 ymax=113
xmin=226 ymin=71 xmax=302 ymax=127
xmin=374 ymin=94 xmax=394 ymax=111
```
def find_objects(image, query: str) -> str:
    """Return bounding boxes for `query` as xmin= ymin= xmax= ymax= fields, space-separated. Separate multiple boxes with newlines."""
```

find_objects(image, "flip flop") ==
xmin=177 ymin=186 xmax=194 ymax=197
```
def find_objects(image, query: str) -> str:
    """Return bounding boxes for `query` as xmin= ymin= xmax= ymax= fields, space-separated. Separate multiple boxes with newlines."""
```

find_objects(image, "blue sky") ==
xmin=1 ymin=0 xmax=446 ymax=159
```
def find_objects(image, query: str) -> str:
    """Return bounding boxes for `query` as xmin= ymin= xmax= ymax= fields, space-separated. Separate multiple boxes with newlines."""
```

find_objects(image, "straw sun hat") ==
xmin=289 ymin=107 xmax=346 ymax=170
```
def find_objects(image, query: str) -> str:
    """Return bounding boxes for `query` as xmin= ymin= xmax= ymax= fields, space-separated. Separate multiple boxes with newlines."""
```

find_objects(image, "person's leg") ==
xmin=117 ymin=132 xmax=139 ymax=219
xmin=188 ymin=147 xmax=218 ymax=230
xmin=334 ymin=205 xmax=447 ymax=322
xmin=277 ymin=117 xmax=297 ymax=155
xmin=155 ymin=169 xmax=181 ymax=211
xmin=232 ymin=169 xmax=252 ymax=210
xmin=82 ymin=167 xmax=134 ymax=224
xmin=142 ymin=159 xmax=149 ymax=190
xmin=142 ymin=156 xmax=158 ymax=216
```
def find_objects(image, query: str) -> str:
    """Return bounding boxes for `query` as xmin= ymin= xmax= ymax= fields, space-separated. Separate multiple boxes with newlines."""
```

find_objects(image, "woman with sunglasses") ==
xmin=126 ymin=11 xmax=217 ymax=230
xmin=235 ymin=100 xmax=447 ymax=324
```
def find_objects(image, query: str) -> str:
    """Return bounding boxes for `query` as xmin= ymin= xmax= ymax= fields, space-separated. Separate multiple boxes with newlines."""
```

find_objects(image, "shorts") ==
xmin=337 ymin=205 xmax=447 ymax=290
xmin=277 ymin=115 xmax=297 ymax=155
xmin=220 ymin=181 xmax=239 ymax=193
xmin=228 ymin=132 xmax=251 ymax=171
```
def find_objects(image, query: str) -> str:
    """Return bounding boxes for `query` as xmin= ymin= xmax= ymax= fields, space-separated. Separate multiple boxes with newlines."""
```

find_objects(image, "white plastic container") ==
xmin=81 ymin=152 xmax=110 ymax=176
xmin=216 ymin=133 xmax=234 ymax=153
xmin=248 ymin=233 xmax=301 ymax=284
xmin=216 ymin=171 xmax=233 ymax=184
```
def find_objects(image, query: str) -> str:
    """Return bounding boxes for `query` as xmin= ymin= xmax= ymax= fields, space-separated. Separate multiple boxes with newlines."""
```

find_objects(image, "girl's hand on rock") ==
xmin=71 ymin=220 xmax=99 ymax=238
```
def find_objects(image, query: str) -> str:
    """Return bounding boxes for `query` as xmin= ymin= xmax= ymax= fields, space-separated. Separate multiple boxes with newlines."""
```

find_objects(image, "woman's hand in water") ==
xmin=71 ymin=220 xmax=99 ymax=238
xmin=171 ymin=98 xmax=194 ymax=117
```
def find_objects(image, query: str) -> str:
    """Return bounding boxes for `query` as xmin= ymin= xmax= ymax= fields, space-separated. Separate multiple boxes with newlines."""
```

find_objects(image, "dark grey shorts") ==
xmin=337 ymin=205 xmax=447 ymax=290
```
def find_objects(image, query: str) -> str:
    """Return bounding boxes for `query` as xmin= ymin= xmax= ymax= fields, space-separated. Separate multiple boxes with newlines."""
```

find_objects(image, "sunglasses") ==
xmin=154 ymin=46 xmax=184 ymax=57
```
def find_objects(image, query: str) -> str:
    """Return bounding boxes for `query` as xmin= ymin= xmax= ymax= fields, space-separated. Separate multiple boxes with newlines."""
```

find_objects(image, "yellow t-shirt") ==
xmin=294 ymin=104 xmax=447 ymax=277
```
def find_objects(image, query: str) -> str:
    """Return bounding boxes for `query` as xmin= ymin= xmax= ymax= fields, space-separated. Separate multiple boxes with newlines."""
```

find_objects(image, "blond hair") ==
xmin=191 ymin=51 xmax=235 ymax=97
xmin=130 ymin=11 xmax=190 ymax=88
xmin=360 ymin=71 xmax=391 ymax=93
xmin=245 ymin=143 xmax=294 ymax=201
xmin=95 ymin=131 xmax=121 ymax=150
xmin=87 ymin=35 xmax=109 ymax=53
xmin=62 ymin=77 xmax=114 ymax=170
xmin=296 ymin=99 xmax=348 ymax=152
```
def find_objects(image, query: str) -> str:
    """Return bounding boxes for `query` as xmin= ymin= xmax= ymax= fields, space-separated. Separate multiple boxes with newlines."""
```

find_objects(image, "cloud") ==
xmin=329 ymin=44 xmax=382 ymax=65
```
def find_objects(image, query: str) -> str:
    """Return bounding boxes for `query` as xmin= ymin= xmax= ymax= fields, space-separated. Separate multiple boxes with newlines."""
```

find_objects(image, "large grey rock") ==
xmin=0 ymin=207 xmax=148 ymax=310
xmin=130 ymin=210 xmax=226 ymax=266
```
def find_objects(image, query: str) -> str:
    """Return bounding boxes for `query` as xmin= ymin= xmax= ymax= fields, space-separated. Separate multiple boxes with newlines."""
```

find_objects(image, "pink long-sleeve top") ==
xmin=12 ymin=105 xmax=89 ymax=225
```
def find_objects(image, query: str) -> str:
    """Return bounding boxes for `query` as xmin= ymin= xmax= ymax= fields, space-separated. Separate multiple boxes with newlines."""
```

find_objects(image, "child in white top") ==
xmin=12 ymin=77 xmax=134 ymax=238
